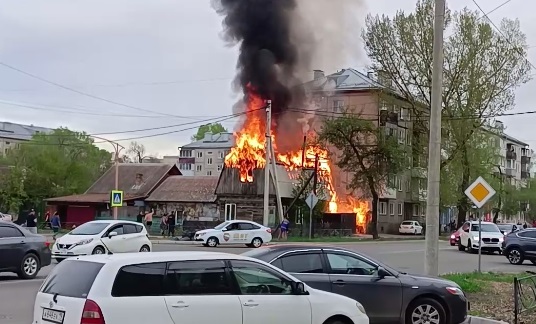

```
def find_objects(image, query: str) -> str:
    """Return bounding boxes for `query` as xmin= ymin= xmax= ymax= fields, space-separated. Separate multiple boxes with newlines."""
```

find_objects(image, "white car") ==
xmin=398 ymin=220 xmax=423 ymax=235
xmin=33 ymin=252 xmax=369 ymax=324
xmin=51 ymin=220 xmax=152 ymax=261
xmin=195 ymin=220 xmax=272 ymax=248
xmin=458 ymin=221 xmax=504 ymax=254
xmin=0 ymin=213 xmax=12 ymax=222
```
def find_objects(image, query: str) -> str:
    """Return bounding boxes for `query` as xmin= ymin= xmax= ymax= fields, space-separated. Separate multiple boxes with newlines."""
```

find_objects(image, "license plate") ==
xmin=58 ymin=249 xmax=67 ymax=254
xmin=42 ymin=308 xmax=65 ymax=324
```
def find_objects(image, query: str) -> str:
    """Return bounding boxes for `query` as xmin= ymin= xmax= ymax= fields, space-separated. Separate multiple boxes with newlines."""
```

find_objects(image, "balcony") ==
xmin=411 ymin=189 xmax=427 ymax=202
xmin=379 ymin=110 xmax=398 ymax=126
xmin=522 ymin=156 xmax=531 ymax=165
xmin=379 ymin=187 xmax=397 ymax=199
xmin=521 ymin=171 xmax=531 ymax=179
xmin=506 ymin=150 xmax=517 ymax=160
xmin=411 ymin=167 xmax=427 ymax=178
xmin=178 ymin=157 xmax=195 ymax=164
xmin=505 ymin=167 xmax=516 ymax=177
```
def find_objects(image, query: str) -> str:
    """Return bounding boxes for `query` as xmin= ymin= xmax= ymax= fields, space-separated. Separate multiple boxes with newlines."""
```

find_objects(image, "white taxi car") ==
xmin=33 ymin=252 xmax=369 ymax=324
xmin=195 ymin=220 xmax=272 ymax=248
xmin=458 ymin=221 xmax=504 ymax=254
xmin=51 ymin=220 xmax=151 ymax=261
xmin=398 ymin=220 xmax=423 ymax=235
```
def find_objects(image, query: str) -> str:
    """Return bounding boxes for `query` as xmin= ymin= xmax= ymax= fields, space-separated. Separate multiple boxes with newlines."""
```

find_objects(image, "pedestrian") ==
xmin=44 ymin=211 xmax=51 ymax=229
xmin=144 ymin=209 xmax=154 ymax=234
xmin=523 ymin=222 xmax=528 ymax=229
xmin=50 ymin=211 xmax=61 ymax=239
xmin=136 ymin=210 xmax=144 ymax=224
xmin=168 ymin=212 xmax=176 ymax=237
xmin=279 ymin=216 xmax=290 ymax=240
xmin=26 ymin=209 xmax=38 ymax=234
xmin=160 ymin=213 xmax=168 ymax=236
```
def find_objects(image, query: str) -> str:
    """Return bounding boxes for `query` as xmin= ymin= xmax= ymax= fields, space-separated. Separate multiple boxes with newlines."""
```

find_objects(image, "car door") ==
xmin=0 ymin=225 xmax=27 ymax=270
xmin=324 ymin=250 xmax=402 ymax=324
xmin=122 ymin=223 xmax=144 ymax=252
xmin=236 ymin=222 xmax=256 ymax=243
xmin=516 ymin=231 xmax=536 ymax=257
xmin=103 ymin=224 xmax=128 ymax=253
xmin=414 ymin=221 xmax=423 ymax=233
xmin=163 ymin=260 xmax=242 ymax=324
xmin=224 ymin=222 xmax=241 ymax=244
xmin=270 ymin=250 xmax=332 ymax=292
xmin=229 ymin=259 xmax=311 ymax=324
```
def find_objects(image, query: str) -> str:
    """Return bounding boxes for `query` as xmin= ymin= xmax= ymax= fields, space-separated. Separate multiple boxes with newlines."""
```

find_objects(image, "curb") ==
xmin=463 ymin=316 xmax=509 ymax=324
xmin=148 ymin=239 xmax=434 ymax=245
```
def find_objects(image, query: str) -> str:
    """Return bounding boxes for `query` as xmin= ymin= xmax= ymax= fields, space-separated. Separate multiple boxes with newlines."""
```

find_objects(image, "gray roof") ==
xmin=304 ymin=68 xmax=385 ymax=91
xmin=503 ymin=133 xmax=528 ymax=147
xmin=146 ymin=176 xmax=218 ymax=202
xmin=0 ymin=122 xmax=52 ymax=141
xmin=181 ymin=132 xmax=235 ymax=149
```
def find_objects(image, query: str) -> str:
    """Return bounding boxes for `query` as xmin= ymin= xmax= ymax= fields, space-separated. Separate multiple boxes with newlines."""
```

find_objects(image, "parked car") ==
xmin=450 ymin=230 xmax=461 ymax=246
xmin=0 ymin=212 xmax=12 ymax=222
xmin=51 ymin=220 xmax=151 ymax=262
xmin=458 ymin=221 xmax=503 ymax=254
xmin=33 ymin=251 xmax=369 ymax=324
xmin=497 ymin=223 xmax=519 ymax=235
xmin=398 ymin=220 xmax=423 ymax=235
xmin=0 ymin=220 xmax=51 ymax=279
xmin=243 ymin=245 xmax=468 ymax=324
xmin=194 ymin=220 xmax=272 ymax=248
xmin=502 ymin=228 xmax=536 ymax=265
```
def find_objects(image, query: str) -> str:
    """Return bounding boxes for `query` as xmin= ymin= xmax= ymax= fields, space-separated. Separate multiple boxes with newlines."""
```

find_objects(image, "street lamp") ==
xmin=91 ymin=135 xmax=125 ymax=220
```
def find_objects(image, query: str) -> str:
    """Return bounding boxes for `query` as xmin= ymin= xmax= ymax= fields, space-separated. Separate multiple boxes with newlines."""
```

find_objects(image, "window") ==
xmin=332 ymin=100 xmax=344 ymax=113
xmin=179 ymin=163 xmax=192 ymax=170
xmin=166 ymin=260 xmax=231 ymax=295
xmin=207 ymin=151 xmax=213 ymax=155
xmin=470 ymin=224 xmax=500 ymax=233
xmin=397 ymin=177 xmax=402 ymax=191
xmin=413 ymin=204 xmax=419 ymax=216
xmin=421 ymin=205 xmax=425 ymax=216
xmin=179 ymin=149 xmax=192 ymax=157
xmin=0 ymin=226 xmax=23 ymax=238
xmin=41 ymin=261 xmax=104 ymax=298
xmin=518 ymin=231 xmax=536 ymax=238
xmin=196 ymin=165 xmax=202 ymax=172
xmin=112 ymin=263 xmax=167 ymax=297
xmin=108 ymin=225 xmax=124 ymax=236
xmin=278 ymin=253 xmax=324 ymax=274
xmin=389 ymin=203 xmax=394 ymax=216
xmin=379 ymin=202 xmax=387 ymax=215
xmin=398 ymin=128 xmax=405 ymax=144
xmin=397 ymin=203 xmax=403 ymax=216
xmin=230 ymin=260 xmax=294 ymax=295
xmin=207 ymin=158 xmax=213 ymax=165
xmin=326 ymin=253 xmax=377 ymax=276
xmin=123 ymin=224 xmax=138 ymax=234
xmin=238 ymin=223 xmax=259 ymax=230
xmin=217 ymin=165 xmax=223 ymax=171
xmin=206 ymin=170 xmax=212 ymax=176
xmin=197 ymin=151 xmax=203 ymax=158
xmin=225 ymin=203 xmax=236 ymax=221
xmin=218 ymin=151 xmax=224 ymax=159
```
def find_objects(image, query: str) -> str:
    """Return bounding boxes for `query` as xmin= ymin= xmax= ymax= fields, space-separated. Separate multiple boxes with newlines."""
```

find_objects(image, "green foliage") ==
xmin=191 ymin=123 xmax=227 ymax=141
xmin=291 ymin=169 xmax=328 ymax=221
xmin=0 ymin=128 xmax=112 ymax=213
xmin=318 ymin=113 xmax=406 ymax=238
xmin=0 ymin=166 xmax=27 ymax=214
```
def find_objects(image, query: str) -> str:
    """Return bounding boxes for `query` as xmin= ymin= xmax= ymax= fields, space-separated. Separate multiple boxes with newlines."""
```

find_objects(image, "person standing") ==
xmin=26 ymin=209 xmax=38 ymax=234
xmin=168 ymin=212 xmax=176 ymax=237
xmin=44 ymin=211 xmax=51 ymax=229
xmin=50 ymin=212 xmax=61 ymax=239
xmin=144 ymin=208 xmax=154 ymax=234
xmin=279 ymin=216 xmax=290 ymax=240
xmin=160 ymin=214 xmax=168 ymax=236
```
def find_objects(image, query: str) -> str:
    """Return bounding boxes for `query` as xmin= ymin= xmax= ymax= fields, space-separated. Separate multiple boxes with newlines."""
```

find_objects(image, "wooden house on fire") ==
xmin=215 ymin=164 xmax=297 ymax=226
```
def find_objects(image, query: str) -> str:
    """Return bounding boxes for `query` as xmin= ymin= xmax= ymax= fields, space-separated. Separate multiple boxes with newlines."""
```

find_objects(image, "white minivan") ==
xmin=33 ymin=252 xmax=369 ymax=324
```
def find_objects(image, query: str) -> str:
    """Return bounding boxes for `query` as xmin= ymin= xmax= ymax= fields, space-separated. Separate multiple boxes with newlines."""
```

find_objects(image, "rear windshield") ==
xmin=401 ymin=221 xmax=413 ymax=225
xmin=40 ymin=260 xmax=104 ymax=298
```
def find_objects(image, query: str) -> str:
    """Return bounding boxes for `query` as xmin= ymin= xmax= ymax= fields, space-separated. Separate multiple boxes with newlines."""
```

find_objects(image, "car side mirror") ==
xmin=221 ymin=228 xmax=228 ymax=232
xmin=292 ymin=282 xmax=308 ymax=295
xmin=376 ymin=266 xmax=390 ymax=279
xmin=463 ymin=228 xmax=469 ymax=233
xmin=108 ymin=231 xmax=118 ymax=238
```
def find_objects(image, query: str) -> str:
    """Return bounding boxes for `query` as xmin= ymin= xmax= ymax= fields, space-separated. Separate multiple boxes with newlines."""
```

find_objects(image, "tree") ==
xmin=0 ymin=166 xmax=27 ymax=214
xmin=127 ymin=141 xmax=147 ymax=163
xmin=363 ymin=0 xmax=532 ymax=226
xmin=291 ymin=168 xmax=328 ymax=236
xmin=191 ymin=123 xmax=227 ymax=141
xmin=1 ymin=128 xmax=111 ymax=211
xmin=318 ymin=114 xmax=406 ymax=239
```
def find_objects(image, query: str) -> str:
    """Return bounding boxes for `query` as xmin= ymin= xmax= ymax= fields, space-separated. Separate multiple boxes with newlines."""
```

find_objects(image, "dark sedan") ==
xmin=503 ymin=228 xmax=536 ymax=265
xmin=0 ymin=220 xmax=51 ymax=279
xmin=243 ymin=245 xmax=468 ymax=324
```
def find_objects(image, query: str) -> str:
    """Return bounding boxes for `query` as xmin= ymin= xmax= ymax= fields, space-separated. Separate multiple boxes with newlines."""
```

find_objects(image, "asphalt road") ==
xmin=1 ymin=240 xmax=533 ymax=324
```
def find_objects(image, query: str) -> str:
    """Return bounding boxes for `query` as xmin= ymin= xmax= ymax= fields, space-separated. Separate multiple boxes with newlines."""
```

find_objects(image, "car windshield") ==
xmin=471 ymin=223 xmax=500 ymax=233
xmin=214 ymin=222 xmax=230 ymax=230
xmin=69 ymin=222 xmax=109 ymax=235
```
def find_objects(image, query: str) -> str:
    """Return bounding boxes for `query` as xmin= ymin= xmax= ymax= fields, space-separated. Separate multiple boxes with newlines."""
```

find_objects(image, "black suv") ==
xmin=503 ymin=228 xmax=536 ymax=265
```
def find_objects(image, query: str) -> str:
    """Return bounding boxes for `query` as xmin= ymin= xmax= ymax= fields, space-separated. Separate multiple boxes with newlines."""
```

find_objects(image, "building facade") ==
xmin=494 ymin=121 xmax=532 ymax=188
xmin=0 ymin=121 xmax=52 ymax=156
xmin=177 ymin=132 xmax=234 ymax=177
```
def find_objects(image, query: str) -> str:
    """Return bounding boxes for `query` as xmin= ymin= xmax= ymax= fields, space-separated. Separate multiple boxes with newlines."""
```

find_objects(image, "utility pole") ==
xmin=113 ymin=143 xmax=120 ymax=220
xmin=263 ymin=100 xmax=272 ymax=226
xmin=309 ymin=154 xmax=319 ymax=239
xmin=425 ymin=0 xmax=446 ymax=276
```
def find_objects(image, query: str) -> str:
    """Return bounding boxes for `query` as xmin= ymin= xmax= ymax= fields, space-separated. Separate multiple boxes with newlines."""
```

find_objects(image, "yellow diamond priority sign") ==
xmin=464 ymin=176 xmax=496 ymax=209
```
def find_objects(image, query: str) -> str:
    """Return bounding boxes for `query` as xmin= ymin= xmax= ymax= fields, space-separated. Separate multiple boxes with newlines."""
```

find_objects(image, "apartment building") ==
xmin=305 ymin=68 xmax=425 ymax=233
xmin=0 ymin=121 xmax=52 ymax=156
xmin=177 ymin=132 xmax=234 ymax=176
xmin=494 ymin=121 xmax=532 ymax=188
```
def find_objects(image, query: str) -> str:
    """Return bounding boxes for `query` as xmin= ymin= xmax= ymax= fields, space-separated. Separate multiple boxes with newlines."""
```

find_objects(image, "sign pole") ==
xmin=478 ymin=209 xmax=482 ymax=273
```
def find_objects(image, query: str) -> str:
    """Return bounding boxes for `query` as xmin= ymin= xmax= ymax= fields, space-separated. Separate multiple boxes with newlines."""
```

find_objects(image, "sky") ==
xmin=0 ymin=0 xmax=534 ymax=157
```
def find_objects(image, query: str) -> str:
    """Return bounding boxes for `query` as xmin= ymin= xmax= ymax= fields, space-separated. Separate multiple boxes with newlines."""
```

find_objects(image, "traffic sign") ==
xmin=464 ymin=176 xmax=496 ymax=209
xmin=306 ymin=193 xmax=319 ymax=209
xmin=110 ymin=190 xmax=124 ymax=207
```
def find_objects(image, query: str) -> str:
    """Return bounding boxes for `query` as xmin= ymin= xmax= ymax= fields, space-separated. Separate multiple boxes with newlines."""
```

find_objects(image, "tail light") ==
xmin=81 ymin=299 xmax=105 ymax=324
xmin=266 ymin=228 xmax=272 ymax=233
xmin=44 ymin=242 xmax=51 ymax=248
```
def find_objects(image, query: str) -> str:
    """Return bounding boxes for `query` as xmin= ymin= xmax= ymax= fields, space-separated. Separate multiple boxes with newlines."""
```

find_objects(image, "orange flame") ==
xmin=224 ymin=89 xmax=369 ymax=231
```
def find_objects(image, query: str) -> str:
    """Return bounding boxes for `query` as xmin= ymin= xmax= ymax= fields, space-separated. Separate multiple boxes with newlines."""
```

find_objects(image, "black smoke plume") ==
xmin=212 ymin=0 xmax=305 ymax=120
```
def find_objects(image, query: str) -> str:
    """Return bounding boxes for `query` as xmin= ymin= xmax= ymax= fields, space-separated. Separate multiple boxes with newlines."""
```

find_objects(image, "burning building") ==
xmin=212 ymin=0 xmax=371 ymax=232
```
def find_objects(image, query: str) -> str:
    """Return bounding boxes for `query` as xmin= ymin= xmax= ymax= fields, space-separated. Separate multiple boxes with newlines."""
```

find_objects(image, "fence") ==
xmin=514 ymin=272 xmax=536 ymax=324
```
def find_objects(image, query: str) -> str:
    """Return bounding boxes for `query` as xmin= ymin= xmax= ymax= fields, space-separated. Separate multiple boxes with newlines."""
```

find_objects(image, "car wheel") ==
xmin=466 ymin=240 xmax=475 ymax=253
xmin=139 ymin=245 xmax=150 ymax=252
xmin=457 ymin=240 xmax=465 ymax=251
xmin=406 ymin=297 xmax=447 ymax=324
xmin=507 ymin=248 xmax=524 ymax=265
xmin=92 ymin=246 xmax=106 ymax=255
xmin=251 ymin=237 xmax=263 ymax=248
xmin=206 ymin=237 xmax=218 ymax=247
xmin=18 ymin=253 xmax=40 ymax=279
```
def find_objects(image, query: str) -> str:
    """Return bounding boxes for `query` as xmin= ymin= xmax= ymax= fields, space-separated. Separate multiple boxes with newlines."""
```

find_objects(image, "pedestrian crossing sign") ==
xmin=110 ymin=190 xmax=124 ymax=207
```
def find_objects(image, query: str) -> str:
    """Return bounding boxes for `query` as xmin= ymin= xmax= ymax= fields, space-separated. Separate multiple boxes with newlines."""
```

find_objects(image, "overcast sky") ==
xmin=1 ymin=0 xmax=534 ymax=157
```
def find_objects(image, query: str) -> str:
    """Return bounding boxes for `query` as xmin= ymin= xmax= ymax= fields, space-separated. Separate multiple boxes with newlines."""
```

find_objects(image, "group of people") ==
xmin=137 ymin=209 xmax=176 ymax=237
